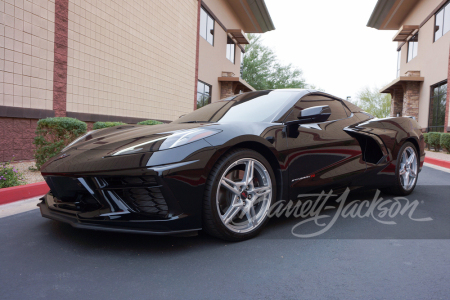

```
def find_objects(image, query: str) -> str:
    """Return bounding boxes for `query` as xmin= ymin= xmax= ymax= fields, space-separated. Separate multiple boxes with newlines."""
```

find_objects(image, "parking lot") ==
xmin=1 ymin=165 xmax=449 ymax=299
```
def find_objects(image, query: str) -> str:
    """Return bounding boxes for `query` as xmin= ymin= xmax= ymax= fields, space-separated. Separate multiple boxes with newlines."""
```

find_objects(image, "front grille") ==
xmin=99 ymin=176 xmax=169 ymax=217
xmin=44 ymin=176 xmax=101 ymax=212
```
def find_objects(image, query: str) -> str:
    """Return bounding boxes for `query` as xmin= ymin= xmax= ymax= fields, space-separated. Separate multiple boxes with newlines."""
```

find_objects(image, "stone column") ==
xmin=391 ymin=88 xmax=404 ymax=117
xmin=53 ymin=0 xmax=69 ymax=117
xmin=402 ymin=71 xmax=421 ymax=121
xmin=220 ymin=72 xmax=236 ymax=99
xmin=220 ymin=82 xmax=234 ymax=99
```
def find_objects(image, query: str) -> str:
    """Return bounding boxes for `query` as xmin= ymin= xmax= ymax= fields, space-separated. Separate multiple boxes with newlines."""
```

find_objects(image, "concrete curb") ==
xmin=424 ymin=157 xmax=450 ymax=169
xmin=0 ymin=182 xmax=49 ymax=205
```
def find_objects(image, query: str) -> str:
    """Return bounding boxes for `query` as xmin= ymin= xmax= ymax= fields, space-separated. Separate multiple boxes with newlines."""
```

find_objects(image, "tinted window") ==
xmin=435 ymin=8 xmax=444 ymax=41
xmin=226 ymin=37 xmax=235 ymax=63
xmin=197 ymin=81 xmax=211 ymax=109
xmin=284 ymin=96 xmax=349 ymax=123
xmin=200 ymin=7 xmax=214 ymax=45
xmin=445 ymin=3 xmax=450 ymax=35
xmin=434 ymin=2 xmax=450 ymax=42
xmin=407 ymin=33 xmax=418 ymax=62
xmin=428 ymin=81 xmax=447 ymax=132
xmin=172 ymin=91 xmax=300 ymax=124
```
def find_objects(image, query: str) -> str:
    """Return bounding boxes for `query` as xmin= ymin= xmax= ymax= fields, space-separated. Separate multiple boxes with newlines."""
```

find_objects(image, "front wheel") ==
xmin=203 ymin=149 xmax=276 ymax=241
xmin=385 ymin=142 xmax=419 ymax=196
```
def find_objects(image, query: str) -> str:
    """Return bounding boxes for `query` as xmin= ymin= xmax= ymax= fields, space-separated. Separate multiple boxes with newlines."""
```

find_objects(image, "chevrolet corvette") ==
xmin=38 ymin=89 xmax=425 ymax=241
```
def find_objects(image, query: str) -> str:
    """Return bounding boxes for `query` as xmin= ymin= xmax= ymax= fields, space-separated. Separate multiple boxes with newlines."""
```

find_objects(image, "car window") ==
xmin=283 ymin=96 xmax=349 ymax=123
xmin=172 ymin=91 xmax=300 ymax=124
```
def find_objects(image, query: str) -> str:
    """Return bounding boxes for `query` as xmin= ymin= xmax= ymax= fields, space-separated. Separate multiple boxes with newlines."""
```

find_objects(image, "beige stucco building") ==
xmin=368 ymin=0 xmax=450 ymax=132
xmin=197 ymin=0 xmax=273 ymax=106
xmin=0 ymin=0 xmax=274 ymax=162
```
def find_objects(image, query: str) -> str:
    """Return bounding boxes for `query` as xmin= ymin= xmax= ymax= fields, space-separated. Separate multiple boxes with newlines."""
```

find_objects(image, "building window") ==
xmin=407 ymin=33 xmax=418 ymax=62
xmin=226 ymin=37 xmax=235 ymax=64
xmin=428 ymin=81 xmax=447 ymax=132
xmin=197 ymin=81 xmax=211 ymax=109
xmin=434 ymin=1 xmax=450 ymax=42
xmin=240 ymin=51 xmax=244 ymax=78
xmin=396 ymin=50 xmax=401 ymax=77
xmin=200 ymin=7 xmax=214 ymax=45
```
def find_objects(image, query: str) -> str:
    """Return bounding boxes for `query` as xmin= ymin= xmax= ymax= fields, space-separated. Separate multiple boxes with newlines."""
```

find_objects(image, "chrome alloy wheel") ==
xmin=216 ymin=158 xmax=272 ymax=233
xmin=399 ymin=146 xmax=418 ymax=191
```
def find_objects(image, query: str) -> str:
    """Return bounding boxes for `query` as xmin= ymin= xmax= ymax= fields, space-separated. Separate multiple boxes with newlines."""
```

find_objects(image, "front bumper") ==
xmin=38 ymin=140 xmax=218 ymax=235
xmin=38 ymin=159 xmax=217 ymax=236
xmin=38 ymin=200 xmax=200 ymax=236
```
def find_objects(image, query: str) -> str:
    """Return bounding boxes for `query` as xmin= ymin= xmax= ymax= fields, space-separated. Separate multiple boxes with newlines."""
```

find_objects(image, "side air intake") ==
xmin=348 ymin=133 xmax=384 ymax=164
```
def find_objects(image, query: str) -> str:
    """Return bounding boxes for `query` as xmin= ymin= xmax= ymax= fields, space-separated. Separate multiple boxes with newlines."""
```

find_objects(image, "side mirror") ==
xmin=286 ymin=105 xmax=331 ymax=125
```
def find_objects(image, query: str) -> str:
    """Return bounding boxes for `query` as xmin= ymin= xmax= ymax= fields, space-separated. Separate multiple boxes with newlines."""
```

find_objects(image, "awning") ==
xmin=392 ymin=25 xmax=419 ymax=42
xmin=227 ymin=29 xmax=250 ymax=44
xmin=380 ymin=75 xmax=424 ymax=93
xmin=218 ymin=76 xmax=256 ymax=92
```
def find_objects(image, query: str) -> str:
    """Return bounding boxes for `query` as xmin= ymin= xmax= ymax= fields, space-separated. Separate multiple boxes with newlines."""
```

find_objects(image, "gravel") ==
xmin=8 ymin=160 xmax=44 ymax=185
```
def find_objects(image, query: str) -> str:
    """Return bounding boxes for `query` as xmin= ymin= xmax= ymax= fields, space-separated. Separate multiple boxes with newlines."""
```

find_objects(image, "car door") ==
xmin=283 ymin=95 xmax=367 ymax=200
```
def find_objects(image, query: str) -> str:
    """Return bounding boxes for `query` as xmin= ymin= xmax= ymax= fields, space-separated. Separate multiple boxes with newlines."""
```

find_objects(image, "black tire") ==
xmin=202 ymin=148 xmax=276 ymax=241
xmin=384 ymin=141 xmax=419 ymax=196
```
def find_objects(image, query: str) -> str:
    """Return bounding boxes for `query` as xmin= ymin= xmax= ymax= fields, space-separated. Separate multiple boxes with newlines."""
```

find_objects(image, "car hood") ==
xmin=72 ymin=123 xmax=216 ymax=152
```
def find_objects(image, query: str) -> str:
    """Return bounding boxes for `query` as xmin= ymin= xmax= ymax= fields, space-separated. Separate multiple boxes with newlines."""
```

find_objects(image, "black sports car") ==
xmin=39 ymin=89 xmax=425 ymax=241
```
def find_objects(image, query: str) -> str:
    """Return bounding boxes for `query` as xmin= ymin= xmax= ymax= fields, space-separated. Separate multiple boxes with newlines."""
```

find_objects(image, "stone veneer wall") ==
xmin=220 ymin=82 xmax=234 ymax=99
xmin=401 ymin=71 xmax=421 ymax=121
xmin=390 ymin=88 xmax=404 ymax=117
xmin=0 ymin=117 xmax=38 ymax=162
xmin=65 ymin=0 xmax=198 ymax=121
xmin=402 ymin=81 xmax=420 ymax=120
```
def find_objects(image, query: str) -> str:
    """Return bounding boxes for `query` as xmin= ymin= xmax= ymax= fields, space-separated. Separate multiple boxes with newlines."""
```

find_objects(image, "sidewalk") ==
xmin=0 ymin=196 xmax=41 ymax=218
xmin=424 ymin=150 xmax=450 ymax=171
xmin=425 ymin=150 xmax=450 ymax=161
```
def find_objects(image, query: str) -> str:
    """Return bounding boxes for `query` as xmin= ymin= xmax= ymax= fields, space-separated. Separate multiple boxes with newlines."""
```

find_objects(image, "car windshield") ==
xmin=172 ymin=90 xmax=300 ymax=124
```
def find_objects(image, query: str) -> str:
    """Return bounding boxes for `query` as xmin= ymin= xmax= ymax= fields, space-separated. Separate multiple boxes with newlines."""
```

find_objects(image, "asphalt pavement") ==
xmin=1 ymin=165 xmax=450 ymax=299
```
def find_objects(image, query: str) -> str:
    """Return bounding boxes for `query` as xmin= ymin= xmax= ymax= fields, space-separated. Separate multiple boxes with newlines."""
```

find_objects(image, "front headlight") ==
xmin=62 ymin=130 xmax=97 ymax=152
xmin=112 ymin=128 xmax=220 ymax=156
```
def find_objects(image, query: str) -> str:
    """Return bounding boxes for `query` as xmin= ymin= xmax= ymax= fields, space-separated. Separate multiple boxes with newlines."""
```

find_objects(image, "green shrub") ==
xmin=428 ymin=132 xmax=442 ymax=152
xmin=93 ymin=121 xmax=126 ymax=129
xmin=33 ymin=117 xmax=87 ymax=170
xmin=137 ymin=120 xmax=164 ymax=125
xmin=0 ymin=158 xmax=25 ymax=188
xmin=441 ymin=133 xmax=450 ymax=154
xmin=423 ymin=133 xmax=429 ymax=150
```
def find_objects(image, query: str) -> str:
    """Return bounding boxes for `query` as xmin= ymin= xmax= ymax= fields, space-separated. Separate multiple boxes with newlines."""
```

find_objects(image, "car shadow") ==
xmin=40 ymin=185 xmax=449 ymax=251
xmin=39 ymin=189 xmax=370 ymax=248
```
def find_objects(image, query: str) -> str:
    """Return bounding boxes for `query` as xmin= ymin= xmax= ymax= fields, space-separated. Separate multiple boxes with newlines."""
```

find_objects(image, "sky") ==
xmin=262 ymin=0 xmax=399 ymax=101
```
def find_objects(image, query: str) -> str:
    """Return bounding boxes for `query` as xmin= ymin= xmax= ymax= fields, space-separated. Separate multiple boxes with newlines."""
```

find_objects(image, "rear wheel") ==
xmin=385 ymin=142 xmax=419 ymax=196
xmin=203 ymin=149 xmax=275 ymax=241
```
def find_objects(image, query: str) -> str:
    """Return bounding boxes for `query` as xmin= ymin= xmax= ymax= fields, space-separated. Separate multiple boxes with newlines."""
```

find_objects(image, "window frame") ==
xmin=200 ymin=7 xmax=215 ymax=46
xmin=434 ymin=1 xmax=450 ymax=42
xmin=226 ymin=37 xmax=236 ymax=64
xmin=428 ymin=80 xmax=448 ymax=132
xmin=396 ymin=50 xmax=401 ymax=78
xmin=197 ymin=80 xmax=212 ymax=109
xmin=407 ymin=33 xmax=418 ymax=63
